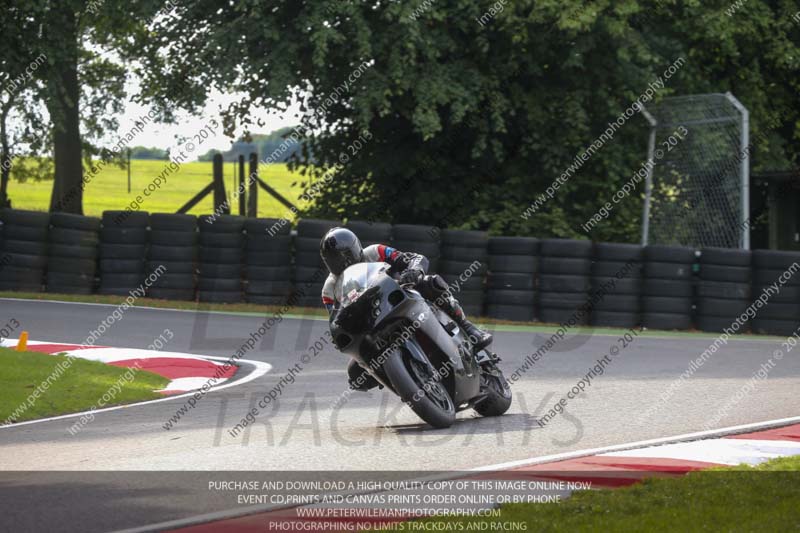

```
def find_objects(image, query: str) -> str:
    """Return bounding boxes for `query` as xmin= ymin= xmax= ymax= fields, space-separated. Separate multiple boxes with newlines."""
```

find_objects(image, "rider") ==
xmin=320 ymin=227 xmax=492 ymax=391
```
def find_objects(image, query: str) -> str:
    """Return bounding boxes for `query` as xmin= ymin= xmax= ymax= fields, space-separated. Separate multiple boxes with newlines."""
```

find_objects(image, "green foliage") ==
xmin=0 ymin=0 xmax=165 ymax=212
xmin=139 ymin=1 xmax=800 ymax=239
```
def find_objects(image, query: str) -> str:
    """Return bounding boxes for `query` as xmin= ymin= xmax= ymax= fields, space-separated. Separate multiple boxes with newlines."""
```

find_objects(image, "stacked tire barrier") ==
xmin=46 ymin=213 xmax=100 ymax=295
xmin=98 ymin=211 xmax=147 ymax=296
xmin=0 ymin=209 xmax=49 ymax=292
xmin=695 ymin=247 xmax=752 ymax=333
xmin=751 ymin=250 xmax=800 ymax=336
xmin=486 ymin=237 xmax=538 ymax=322
xmin=345 ymin=220 xmax=392 ymax=248
xmin=392 ymin=224 xmax=441 ymax=273
xmin=538 ymin=239 xmax=593 ymax=325
xmin=244 ymin=218 xmax=293 ymax=305
xmin=198 ymin=215 xmax=243 ymax=303
xmin=0 ymin=216 xmax=4 ymax=274
xmin=2 ymin=206 xmax=799 ymax=337
xmin=294 ymin=219 xmax=340 ymax=307
xmin=642 ymin=245 xmax=695 ymax=331
xmin=147 ymin=213 xmax=197 ymax=301
xmin=591 ymin=243 xmax=643 ymax=328
xmin=439 ymin=230 xmax=488 ymax=317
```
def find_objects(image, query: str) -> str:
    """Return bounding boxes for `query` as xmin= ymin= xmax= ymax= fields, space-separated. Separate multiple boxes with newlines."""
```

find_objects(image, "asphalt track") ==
xmin=0 ymin=298 xmax=798 ymax=531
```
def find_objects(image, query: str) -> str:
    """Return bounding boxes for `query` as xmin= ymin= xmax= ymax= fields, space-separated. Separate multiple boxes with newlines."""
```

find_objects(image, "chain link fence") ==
xmin=641 ymin=93 xmax=749 ymax=249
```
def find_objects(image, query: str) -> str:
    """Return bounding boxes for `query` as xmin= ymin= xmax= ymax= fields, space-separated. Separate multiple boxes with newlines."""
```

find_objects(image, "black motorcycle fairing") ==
xmin=329 ymin=264 xmax=482 ymax=408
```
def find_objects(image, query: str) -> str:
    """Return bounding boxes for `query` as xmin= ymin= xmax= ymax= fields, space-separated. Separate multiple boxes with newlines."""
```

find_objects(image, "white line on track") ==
xmin=0 ymin=355 xmax=271 ymax=430
xmin=472 ymin=414 xmax=800 ymax=471
xmin=110 ymin=414 xmax=800 ymax=533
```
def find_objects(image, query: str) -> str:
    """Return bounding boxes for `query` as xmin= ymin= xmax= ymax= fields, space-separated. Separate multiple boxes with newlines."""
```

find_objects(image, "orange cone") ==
xmin=16 ymin=331 xmax=28 ymax=352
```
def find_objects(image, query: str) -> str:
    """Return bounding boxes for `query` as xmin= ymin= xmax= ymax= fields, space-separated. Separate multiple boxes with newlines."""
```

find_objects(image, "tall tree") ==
xmin=0 ymin=4 xmax=49 ymax=208
xmin=142 ymin=0 xmax=800 ymax=241
xmin=1 ymin=0 xmax=162 ymax=213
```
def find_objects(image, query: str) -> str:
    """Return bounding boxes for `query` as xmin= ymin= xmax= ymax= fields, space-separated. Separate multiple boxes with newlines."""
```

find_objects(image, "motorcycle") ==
xmin=330 ymin=262 xmax=512 ymax=428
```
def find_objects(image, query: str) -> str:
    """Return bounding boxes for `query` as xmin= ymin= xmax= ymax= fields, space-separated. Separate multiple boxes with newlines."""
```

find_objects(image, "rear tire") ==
xmin=383 ymin=350 xmax=455 ymax=429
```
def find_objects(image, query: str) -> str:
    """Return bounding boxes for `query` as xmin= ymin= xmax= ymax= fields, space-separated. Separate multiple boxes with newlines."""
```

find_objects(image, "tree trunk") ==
xmin=47 ymin=6 xmax=83 ymax=214
xmin=0 ymin=103 xmax=11 ymax=209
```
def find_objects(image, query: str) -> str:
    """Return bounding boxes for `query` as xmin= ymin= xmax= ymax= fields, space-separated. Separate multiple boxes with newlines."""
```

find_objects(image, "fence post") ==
xmin=248 ymin=152 xmax=258 ymax=218
xmin=238 ymin=154 xmax=246 ymax=216
xmin=212 ymin=153 xmax=229 ymax=215
xmin=640 ymin=106 xmax=658 ymax=246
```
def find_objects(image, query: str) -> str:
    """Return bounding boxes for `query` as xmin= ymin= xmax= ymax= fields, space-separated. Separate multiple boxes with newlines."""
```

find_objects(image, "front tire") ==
xmin=383 ymin=350 xmax=456 ymax=429
xmin=474 ymin=364 xmax=512 ymax=417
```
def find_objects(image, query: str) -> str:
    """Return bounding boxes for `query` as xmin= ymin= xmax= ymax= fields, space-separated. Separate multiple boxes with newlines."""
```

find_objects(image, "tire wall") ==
xmin=1 ymin=208 xmax=798 ymax=335
xmin=750 ymin=250 xmax=800 ymax=335
xmin=486 ymin=236 xmax=538 ymax=322
xmin=439 ymin=229 xmax=488 ymax=317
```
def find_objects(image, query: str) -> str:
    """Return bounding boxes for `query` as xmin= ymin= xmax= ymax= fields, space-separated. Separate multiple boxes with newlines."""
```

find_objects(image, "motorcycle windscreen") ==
xmin=336 ymin=262 xmax=390 ymax=307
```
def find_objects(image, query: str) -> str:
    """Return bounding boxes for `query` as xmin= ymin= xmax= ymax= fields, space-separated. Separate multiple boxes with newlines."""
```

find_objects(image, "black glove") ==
xmin=399 ymin=268 xmax=424 ymax=286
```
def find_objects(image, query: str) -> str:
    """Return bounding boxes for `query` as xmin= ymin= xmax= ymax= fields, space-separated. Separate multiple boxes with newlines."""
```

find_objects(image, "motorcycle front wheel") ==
xmin=474 ymin=363 xmax=512 ymax=417
xmin=383 ymin=350 xmax=456 ymax=429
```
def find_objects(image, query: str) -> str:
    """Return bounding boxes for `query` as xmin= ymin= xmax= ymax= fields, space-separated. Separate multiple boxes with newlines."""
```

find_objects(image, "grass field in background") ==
xmin=6 ymin=159 xmax=313 ymax=219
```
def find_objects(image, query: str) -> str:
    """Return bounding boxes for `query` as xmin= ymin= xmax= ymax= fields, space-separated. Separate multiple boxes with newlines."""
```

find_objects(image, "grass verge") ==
xmin=0 ymin=346 xmax=169 ymax=424
xmin=382 ymin=455 xmax=800 ymax=532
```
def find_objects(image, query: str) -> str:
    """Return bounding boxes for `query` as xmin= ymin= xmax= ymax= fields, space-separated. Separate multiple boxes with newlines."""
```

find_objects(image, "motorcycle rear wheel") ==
xmin=384 ymin=350 xmax=456 ymax=429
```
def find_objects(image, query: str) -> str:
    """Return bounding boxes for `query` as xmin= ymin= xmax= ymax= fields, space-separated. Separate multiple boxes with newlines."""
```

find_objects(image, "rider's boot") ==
xmin=439 ymin=295 xmax=493 ymax=351
xmin=347 ymin=358 xmax=379 ymax=391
